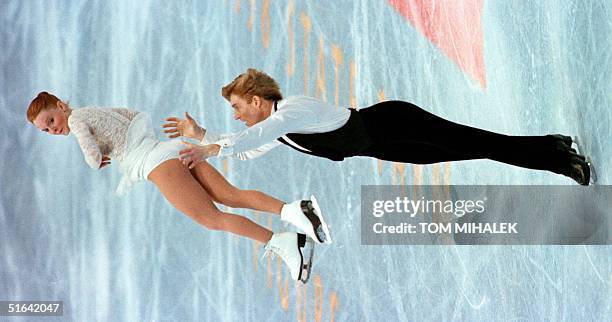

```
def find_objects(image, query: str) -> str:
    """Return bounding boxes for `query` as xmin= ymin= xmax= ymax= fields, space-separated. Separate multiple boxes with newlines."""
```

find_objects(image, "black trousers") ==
xmin=357 ymin=101 xmax=571 ymax=175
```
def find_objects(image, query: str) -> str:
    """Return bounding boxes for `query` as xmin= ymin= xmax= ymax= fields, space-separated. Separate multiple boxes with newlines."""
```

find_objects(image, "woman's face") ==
xmin=32 ymin=102 xmax=70 ymax=136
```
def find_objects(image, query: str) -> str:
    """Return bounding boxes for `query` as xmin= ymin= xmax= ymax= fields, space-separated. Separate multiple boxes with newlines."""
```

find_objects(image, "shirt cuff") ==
xmin=217 ymin=145 xmax=234 ymax=157
xmin=201 ymin=130 xmax=221 ymax=145
xmin=214 ymin=138 xmax=234 ymax=156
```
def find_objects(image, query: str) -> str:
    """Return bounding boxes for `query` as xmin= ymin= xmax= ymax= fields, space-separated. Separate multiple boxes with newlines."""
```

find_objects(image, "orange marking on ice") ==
xmin=331 ymin=44 xmax=344 ymax=107
xmin=388 ymin=0 xmax=487 ymax=88
xmin=261 ymin=0 xmax=270 ymax=48
xmin=277 ymin=258 xmax=290 ymax=310
xmin=287 ymin=1 xmax=295 ymax=76
xmin=329 ymin=291 xmax=339 ymax=322
xmin=234 ymin=0 xmax=240 ymax=13
xmin=393 ymin=163 xmax=406 ymax=185
xmin=349 ymin=59 xmax=356 ymax=108
xmin=313 ymin=275 xmax=323 ymax=321
xmin=431 ymin=167 xmax=455 ymax=244
xmin=247 ymin=0 xmax=255 ymax=30
xmin=222 ymin=159 xmax=229 ymax=176
xmin=315 ymin=35 xmax=327 ymax=102
xmin=412 ymin=164 xmax=424 ymax=185
xmin=252 ymin=212 xmax=261 ymax=272
xmin=300 ymin=12 xmax=312 ymax=95
xmin=296 ymin=283 xmax=308 ymax=322
xmin=432 ymin=163 xmax=440 ymax=185
xmin=377 ymin=88 xmax=385 ymax=102
xmin=266 ymin=215 xmax=274 ymax=288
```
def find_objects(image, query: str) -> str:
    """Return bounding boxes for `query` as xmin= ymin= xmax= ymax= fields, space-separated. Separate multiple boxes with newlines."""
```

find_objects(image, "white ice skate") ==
xmin=280 ymin=195 xmax=332 ymax=244
xmin=263 ymin=232 xmax=315 ymax=283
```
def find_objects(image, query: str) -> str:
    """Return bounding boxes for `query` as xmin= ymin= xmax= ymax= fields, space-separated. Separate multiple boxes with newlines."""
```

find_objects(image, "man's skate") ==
xmin=571 ymin=136 xmax=597 ymax=185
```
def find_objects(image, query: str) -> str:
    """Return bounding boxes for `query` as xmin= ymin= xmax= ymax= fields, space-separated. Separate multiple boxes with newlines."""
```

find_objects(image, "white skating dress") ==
xmin=67 ymin=107 xmax=184 ymax=195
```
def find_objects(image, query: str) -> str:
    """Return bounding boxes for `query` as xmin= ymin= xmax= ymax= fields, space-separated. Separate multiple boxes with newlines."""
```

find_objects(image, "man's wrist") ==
xmin=195 ymin=126 xmax=206 ymax=141
xmin=212 ymin=144 xmax=221 ymax=156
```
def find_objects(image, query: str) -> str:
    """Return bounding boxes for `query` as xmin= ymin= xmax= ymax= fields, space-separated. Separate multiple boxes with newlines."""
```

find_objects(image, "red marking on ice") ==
xmin=388 ymin=0 xmax=487 ymax=89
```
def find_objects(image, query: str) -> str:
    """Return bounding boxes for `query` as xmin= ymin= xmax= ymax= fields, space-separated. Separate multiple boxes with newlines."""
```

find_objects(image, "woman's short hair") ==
xmin=221 ymin=68 xmax=283 ymax=103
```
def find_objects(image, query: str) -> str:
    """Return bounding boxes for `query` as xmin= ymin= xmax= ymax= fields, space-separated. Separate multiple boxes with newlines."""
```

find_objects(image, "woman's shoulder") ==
xmin=68 ymin=107 xmax=108 ymax=125
xmin=72 ymin=106 xmax=139 ymax=117
xmin=71 ymin=106 xmax=102 ymax=115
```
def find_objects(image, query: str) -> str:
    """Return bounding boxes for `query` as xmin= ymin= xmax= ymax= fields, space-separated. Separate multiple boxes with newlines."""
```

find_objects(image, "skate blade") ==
xmin=311 ymin=195 xmax=332 ymax=244
xmin=299 ymin=240 xmax=315 ymax=284
xmin=571 ymin=136 xmax=582 ymax=156
xmin=586 ymin=156 xmax=597 ymax=185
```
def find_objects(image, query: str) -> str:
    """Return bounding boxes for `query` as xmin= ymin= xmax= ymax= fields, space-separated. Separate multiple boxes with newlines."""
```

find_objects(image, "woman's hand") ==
xmin=163 ymin=112 xmax=205 ymax=140
xmin=100 ymin=155 xmax=111 ymax=169
xmin=179 ymin=143 xmax=221 ymax=169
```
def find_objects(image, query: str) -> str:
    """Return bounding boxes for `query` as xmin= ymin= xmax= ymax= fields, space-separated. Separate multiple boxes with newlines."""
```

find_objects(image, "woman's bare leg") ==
xmin=148 ymin=159 xmax=273 ymax=243
xmin=189 ymin=161 xmax=284 ymax=215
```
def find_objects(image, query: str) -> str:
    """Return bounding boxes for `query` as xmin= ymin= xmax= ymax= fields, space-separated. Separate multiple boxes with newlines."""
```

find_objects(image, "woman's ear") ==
xmin=57 ymin=100 xmax=68 ymax=112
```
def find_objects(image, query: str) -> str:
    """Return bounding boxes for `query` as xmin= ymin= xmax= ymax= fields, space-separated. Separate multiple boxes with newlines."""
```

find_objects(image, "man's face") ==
xmin=229 ymin=94 xmax=267 ymax=127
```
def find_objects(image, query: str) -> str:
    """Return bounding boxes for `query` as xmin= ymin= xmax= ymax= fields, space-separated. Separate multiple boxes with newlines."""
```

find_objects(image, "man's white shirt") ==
xmin=201 ymin=96 xmax=351 ymax=160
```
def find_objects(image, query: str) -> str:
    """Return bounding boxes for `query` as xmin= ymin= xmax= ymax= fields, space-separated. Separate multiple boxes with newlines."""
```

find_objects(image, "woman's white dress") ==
xmin=68 ymin=107 xmax=184 ymax=195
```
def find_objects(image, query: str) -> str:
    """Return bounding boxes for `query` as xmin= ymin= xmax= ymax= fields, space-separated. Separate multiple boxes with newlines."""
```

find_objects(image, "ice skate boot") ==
xmin=550 ymin=134 xmax=572 ymax=147
xmin=263 ymin=232 xmax=315 ymax=283
xmin=550 ymin=134 xmax=582 ymax=158
xmin=281 ymin=195 xmax=332 ymax=244
xmin=567 ymin=155 xmax=591 ymax=186
xmin=571 ymin=136 xmax=586 ymax=156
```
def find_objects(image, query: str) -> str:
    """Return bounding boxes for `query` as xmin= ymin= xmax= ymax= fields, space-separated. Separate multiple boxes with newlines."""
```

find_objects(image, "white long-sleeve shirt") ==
xmin=68 ymin=107 xmax=139 ymax=169
xmin=201 ymin=96 xmax=351 ymax=160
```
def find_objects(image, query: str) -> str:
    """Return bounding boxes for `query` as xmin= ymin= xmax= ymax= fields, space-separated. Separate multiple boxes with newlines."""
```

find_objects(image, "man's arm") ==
xmin=213 ymin=107 xmax=316 ymax=156
xmin=178 ymin=140 xmax=282 ymax=168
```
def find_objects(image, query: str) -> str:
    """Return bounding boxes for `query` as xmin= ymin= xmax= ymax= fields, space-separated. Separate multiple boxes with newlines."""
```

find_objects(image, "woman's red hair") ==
xmin=26 ymin=92 xmax=61 ymax=123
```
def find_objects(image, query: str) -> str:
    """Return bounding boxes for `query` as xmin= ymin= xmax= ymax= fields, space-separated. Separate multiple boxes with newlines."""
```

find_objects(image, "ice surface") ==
xmin=1 ymin=0 xmax=610 ymax=321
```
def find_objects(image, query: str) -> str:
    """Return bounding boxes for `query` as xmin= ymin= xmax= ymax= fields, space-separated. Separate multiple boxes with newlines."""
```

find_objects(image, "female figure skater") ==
xmin=172 ymin=68 xmax=592 ymax=185
xmin=26 ymin=91 xmax=330 ymax=283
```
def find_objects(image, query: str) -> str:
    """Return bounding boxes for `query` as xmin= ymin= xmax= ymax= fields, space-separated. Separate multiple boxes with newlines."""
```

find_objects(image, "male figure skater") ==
xmin=163 ymin=68 xmax=591 ymax=185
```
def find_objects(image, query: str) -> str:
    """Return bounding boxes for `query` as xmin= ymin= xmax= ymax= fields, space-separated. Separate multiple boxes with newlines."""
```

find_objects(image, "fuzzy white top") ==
xmin=68 ymin=107 xmax=139 ymax=169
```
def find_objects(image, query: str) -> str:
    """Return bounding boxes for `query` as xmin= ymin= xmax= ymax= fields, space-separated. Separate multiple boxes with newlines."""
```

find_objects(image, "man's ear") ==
xmin=251 ymin=95 xmax=262 ymax=108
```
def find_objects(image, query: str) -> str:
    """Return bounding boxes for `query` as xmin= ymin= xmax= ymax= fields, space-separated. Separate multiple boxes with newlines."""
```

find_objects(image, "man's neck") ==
xmin=261 ymin=99 xmax=274 ymax=118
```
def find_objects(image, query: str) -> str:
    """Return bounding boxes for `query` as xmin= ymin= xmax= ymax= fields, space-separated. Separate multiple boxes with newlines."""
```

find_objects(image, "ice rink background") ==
xmin=1 ymin=0 xmax=611 ymax=321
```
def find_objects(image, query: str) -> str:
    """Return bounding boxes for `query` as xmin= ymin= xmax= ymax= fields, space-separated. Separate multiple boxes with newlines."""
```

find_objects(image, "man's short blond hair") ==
xmin=222 ymin=68 xmax=283 ymax=103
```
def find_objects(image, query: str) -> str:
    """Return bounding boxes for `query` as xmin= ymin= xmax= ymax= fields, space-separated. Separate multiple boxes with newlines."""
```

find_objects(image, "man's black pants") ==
xmin=357 ymin=101 xmax=570 ymax=175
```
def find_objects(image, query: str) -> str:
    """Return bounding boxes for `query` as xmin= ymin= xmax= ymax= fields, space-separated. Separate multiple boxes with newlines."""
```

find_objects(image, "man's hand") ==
xmin=100 ymin=155 xmax=111 ymax=169
xmin=179 ymin=143 xmax=221 ymax=169
xmin=163 ymin=112 xmax=205 ymax=140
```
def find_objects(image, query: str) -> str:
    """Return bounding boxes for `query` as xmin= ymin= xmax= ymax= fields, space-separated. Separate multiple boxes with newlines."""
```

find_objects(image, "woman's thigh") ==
xmin=189 ymin=161 xmax=240 ymax=204
xmin=148 ymin=159 xmax=220 ymax=222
